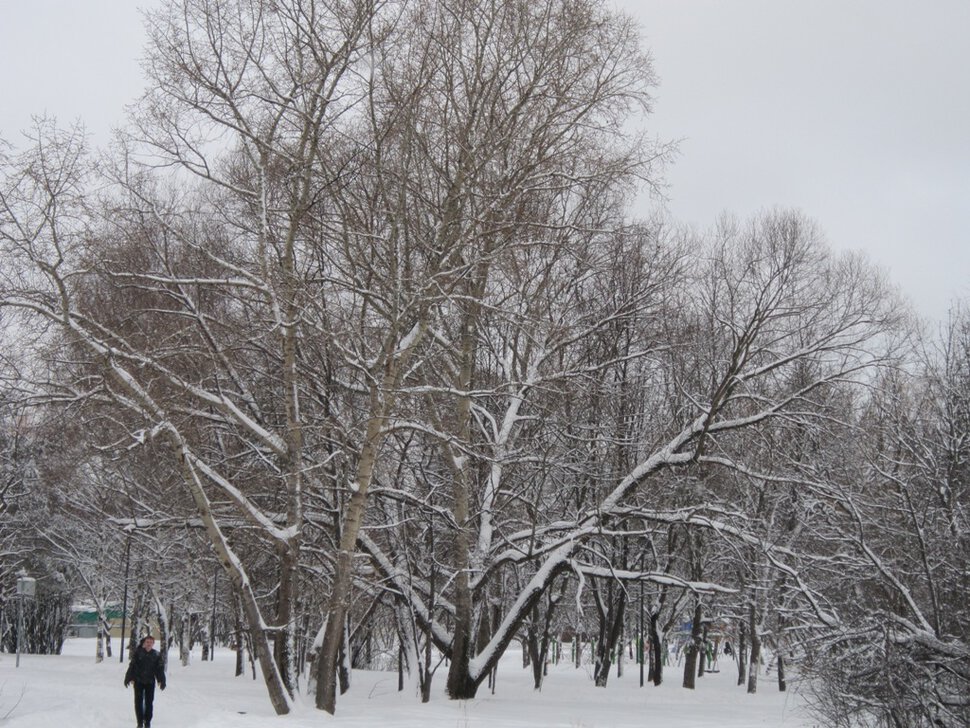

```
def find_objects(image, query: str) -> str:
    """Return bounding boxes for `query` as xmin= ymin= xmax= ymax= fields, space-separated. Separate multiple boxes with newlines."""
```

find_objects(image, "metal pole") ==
xmin=16 ymin=594 xmax=22 ymax=668
xmin=209 ymin=567 xmax=218 ymax=659
xmin=119 ymin=534 xmax=132 ymax=663
xmin=638 ymin=551 xmax=644 ymax=688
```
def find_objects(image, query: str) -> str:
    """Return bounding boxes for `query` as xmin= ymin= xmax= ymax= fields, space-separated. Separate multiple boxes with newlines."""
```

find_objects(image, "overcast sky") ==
xmin=2 ymin=0 xmax=967 ymax=321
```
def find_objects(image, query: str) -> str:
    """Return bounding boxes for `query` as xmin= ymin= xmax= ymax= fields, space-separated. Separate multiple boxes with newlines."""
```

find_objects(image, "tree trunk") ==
xmin=527 ymin=588 xmax=561 ymax=690
xmin=445 ymin=519 xmax=475 ymax=699
xmin=153 ymin=598 xmax=172 ymax=669
xmin=445 ymin=305 xmax=482 ymax=701
xmin=592 ymin=581 xmax=627 ymax=688
xmin=648 ymin=612 xmax=663 ymax=685
xmin=180 ymin=613 xmax=191 ymax=667
xmin=420 ymin=609 xmax=433 ymax=704
xmin=315 ymin=403 xmax=398 ymax=712
xmin=337 ymin=621 xmax=352 ymax=695
xmin=737 ymin=617 xmax=747 ymax=687
xmin=776 ymin=613 xmax=787 ymax=692
xmin=201 ymin=624 xmax=210 ymax=661
xmin=277 ymin=235 xmax=304 ymax=697
xmin=234 ymin=598 xmax=244 ymax=677
xmin=274 ymin=542 xmax=298 ymax=690
xmin=128 ymin=589 xmax=146 ymax=657
xmin=97 ymin=607 xmax=112 ymax=660
xmin=682 ymin=601 xmax=703 ymax=689
xmin=747 ymin=603 xmax=760 ymax=694
xmin=169 ymin=424 xmax=294 ymax=714
xmin=96 ymin=625 xmax=105 ymax=663
xmin=698 ymin=620 xmax=708 ymax=678
xmin=527 ymin=608 xmax=544 ymax=690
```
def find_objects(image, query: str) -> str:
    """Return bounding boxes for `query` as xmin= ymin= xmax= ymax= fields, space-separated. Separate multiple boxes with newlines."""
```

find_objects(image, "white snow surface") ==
xmin=0 ymin=639 xmax=815 ymax=727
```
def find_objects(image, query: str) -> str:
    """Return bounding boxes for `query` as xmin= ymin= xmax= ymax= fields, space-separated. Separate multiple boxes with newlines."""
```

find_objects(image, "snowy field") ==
xmin=0 ymin=639 xmax=815 ymax=727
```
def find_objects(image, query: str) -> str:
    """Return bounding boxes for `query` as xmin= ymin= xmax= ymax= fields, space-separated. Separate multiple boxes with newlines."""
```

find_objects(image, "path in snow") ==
xmin=0 ymin=639 xmax=815 ymax=727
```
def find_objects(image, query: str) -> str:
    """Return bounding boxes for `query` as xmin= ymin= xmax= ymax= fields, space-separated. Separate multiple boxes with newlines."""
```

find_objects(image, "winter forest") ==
xmin=0 ymin=0 xmax=967 ymax=726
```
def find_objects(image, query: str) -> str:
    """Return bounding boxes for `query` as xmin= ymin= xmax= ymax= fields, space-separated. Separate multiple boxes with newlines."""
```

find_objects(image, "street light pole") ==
xmin=15 ymin=570 xmax=35 ymax=668
xmin=119 ymin=533 xmax=132 ymax=663
xmin=16 ymin=591 xmax=22 ymax=668
xmin=638 ymin=552 xmax=644 ymax=688
xmin=209 ymin=567 xmax=218 ymax=660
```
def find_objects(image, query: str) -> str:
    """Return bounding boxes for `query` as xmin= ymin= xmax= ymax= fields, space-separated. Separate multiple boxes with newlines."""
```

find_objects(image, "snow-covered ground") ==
xmin=0 ymin=640 xmax=815 ymax=727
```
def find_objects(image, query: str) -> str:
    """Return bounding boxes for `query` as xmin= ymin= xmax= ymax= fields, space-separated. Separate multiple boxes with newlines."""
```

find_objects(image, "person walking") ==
xmin=124 ymin=635 xmax=166 ymax=728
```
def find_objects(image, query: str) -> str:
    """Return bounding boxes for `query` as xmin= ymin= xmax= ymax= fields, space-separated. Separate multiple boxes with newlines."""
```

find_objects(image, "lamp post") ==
xmin=15 ymin=569 xmax=36 ymax=668
xmin=119 ymin=533 xmax=132 ymax=663
xmin=209 ymin=567 xmax=218 ymax=660
xmin=638 ymin=552 xmax=644 ymax=688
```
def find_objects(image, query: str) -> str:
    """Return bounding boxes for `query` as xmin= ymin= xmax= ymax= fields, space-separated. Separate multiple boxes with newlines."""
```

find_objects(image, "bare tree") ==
xmin=802 ymin=308 xmax=969 ymax=727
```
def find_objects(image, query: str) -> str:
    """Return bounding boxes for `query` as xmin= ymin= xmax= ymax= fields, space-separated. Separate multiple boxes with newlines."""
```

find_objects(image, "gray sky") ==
xmin=619 ymin=0 xmax=970 ymax=321
xmin=2 ymin=0 xmax=967 ymax=320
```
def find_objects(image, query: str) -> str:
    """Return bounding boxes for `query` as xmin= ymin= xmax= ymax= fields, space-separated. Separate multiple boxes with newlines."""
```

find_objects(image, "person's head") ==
xmin=139 ymin=635 xmax=156 ymax=651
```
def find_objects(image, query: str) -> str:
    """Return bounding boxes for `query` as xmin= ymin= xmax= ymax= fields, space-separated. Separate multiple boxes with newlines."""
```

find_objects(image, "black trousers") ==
xmin=133 ymin=681 xmax=156 ymax=726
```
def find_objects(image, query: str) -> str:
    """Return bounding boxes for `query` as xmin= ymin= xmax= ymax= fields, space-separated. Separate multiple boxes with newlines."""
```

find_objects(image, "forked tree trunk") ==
xmin=527 ymin=586 xmax=562 ymax=690
xmin=316 ymin=406 xmax=391 ymax=712
xmin=315 ymin=316 xmax=423 ymax=713
xmin=592 ymin=581 xmax=627 ymax=688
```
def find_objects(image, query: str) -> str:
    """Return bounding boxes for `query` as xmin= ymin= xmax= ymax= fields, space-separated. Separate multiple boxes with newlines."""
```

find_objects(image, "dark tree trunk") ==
xmin=737 ymin=617 xmax=747 ymax=687
xmin=338 ymin=621 xmax=351 ymax=695
xmin=526 ymin=607 xmax=545 ymax=689
xmin=527 ymin=586 xmax=562 ymax=690
xmin=776 ymin=613 xmax=787 ymax=692
xmin=648 ymin=612 xmax=663 ymax=685
xmin=697 ymin=620 xmax=708 ymax=678
xmin=592 ymin=580 xmax=627 ymax=688
xmin=234 ymin=598 xmax=244 ymax=677
xmin=682 ymin=601 xmax=703 ymax=690
xmin=747 ymin=603 xmax=760 ymax=694
xmin=444 ymin=549 xmax=474 ymax=698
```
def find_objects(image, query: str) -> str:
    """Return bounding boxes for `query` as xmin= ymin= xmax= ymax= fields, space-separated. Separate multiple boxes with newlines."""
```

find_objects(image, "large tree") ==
xmin=2 ymin=0 xmax=926 ymax=721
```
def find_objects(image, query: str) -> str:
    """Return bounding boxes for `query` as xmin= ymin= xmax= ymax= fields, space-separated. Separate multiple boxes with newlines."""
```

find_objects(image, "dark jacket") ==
xmin=125 ymin=646 xmax=166 ymax=688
